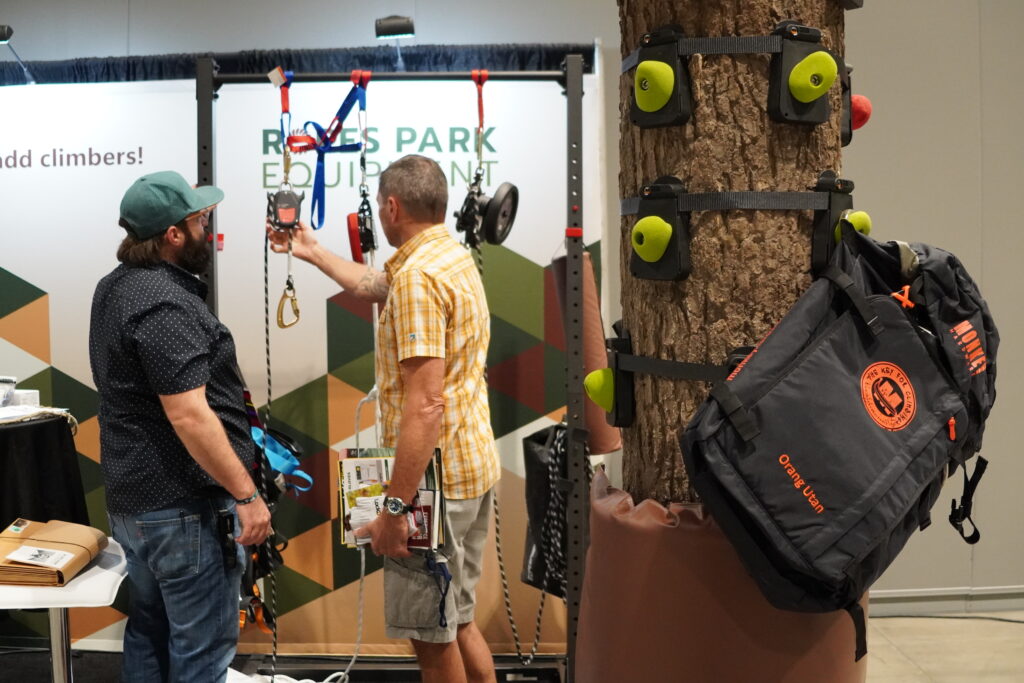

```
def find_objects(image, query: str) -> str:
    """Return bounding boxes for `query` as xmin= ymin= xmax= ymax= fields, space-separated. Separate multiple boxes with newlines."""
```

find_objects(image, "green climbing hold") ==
xmin=584 ymin=368 xmax=615 ymax=413
xmin=634 ymin=60 xmax=675 ymax=113
xmin=788 ymin=51 xmax=838 ymax=104
xmin=631 ymin=215 xmax=673 ymax=263
xmin=834 ymin=210 xmax=873 ymax=242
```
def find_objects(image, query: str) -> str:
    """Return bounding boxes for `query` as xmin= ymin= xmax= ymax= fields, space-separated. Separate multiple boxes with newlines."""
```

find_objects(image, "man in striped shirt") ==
xmin=268 ymin=155 xmax=499 ymax=683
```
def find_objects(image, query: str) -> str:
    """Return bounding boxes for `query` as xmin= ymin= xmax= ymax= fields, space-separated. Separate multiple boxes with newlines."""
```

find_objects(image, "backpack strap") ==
xmin=844 ymin=601 xmax=868 ymax=661
xmin=821 ymin=265 xmax=885 ymax=337
xmin=711 ymin=383 xmax=760 ymax=441
xmin=949 ymin=456 xmax=988 ymax=544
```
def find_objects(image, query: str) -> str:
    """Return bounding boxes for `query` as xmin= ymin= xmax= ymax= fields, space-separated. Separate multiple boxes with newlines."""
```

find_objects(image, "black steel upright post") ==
xmin=196 ymin=57 xmax=218 ymax=315
xmin=562 ymin=53 xmax=588 ymax=683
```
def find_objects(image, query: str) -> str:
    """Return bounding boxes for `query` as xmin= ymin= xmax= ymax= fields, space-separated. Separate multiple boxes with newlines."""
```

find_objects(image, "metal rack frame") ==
xmin=195 ymin=54 xmax=589 ymax=682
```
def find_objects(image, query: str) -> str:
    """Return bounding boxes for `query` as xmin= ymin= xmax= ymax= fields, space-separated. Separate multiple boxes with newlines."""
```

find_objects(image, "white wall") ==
xmin=4 ymin=0 xmax=1021 ymax=610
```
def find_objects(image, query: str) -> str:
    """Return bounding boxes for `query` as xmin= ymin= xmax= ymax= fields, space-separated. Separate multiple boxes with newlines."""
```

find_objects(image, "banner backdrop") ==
xmin=0 ymin=69 xmax=604 ymax=657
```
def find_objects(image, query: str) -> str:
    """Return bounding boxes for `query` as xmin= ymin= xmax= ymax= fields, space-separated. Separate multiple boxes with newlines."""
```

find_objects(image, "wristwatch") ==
xmin=383 ymin=496 xmax=414 ymax=516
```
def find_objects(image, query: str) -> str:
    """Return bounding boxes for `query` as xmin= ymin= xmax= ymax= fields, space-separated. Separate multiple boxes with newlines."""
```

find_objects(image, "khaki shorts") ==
xmin=383 ymin=487 xmax=493 ymax=643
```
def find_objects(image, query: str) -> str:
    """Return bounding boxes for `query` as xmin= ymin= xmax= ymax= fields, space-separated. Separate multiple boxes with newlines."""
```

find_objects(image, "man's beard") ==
xmin=177 ymin=227 xmax=211 ymax=274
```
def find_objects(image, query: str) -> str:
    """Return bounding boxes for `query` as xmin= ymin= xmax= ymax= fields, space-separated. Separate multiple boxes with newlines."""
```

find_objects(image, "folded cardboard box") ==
xmin=0 ymin=518 xmax=108 ymax=586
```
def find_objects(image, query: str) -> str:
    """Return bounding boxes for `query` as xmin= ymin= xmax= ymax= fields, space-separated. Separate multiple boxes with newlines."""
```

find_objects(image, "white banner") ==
xmin=1 ymin=74 xmax=604 ymax=403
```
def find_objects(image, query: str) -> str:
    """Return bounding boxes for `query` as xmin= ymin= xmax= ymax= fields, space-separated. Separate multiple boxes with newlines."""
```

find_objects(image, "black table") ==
xmin=0 ymin=416 xmax=89 ymax=529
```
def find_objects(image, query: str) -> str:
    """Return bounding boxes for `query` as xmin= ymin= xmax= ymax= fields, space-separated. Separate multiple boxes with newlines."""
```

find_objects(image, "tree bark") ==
xmin=618 ymin=0 xmax=845 ymax=503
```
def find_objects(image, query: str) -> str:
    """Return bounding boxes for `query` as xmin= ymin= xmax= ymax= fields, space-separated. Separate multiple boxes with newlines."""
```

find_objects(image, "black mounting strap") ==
xmin=622 ymin=174 xmax=853 ymax=282
xmin=621 ymin=190 xmax=828 ymax=216
xmin=615 ymin=352 xmax=727 ymax=383
xmin=820 ymin=265 xmax=885 ymax=337
xmin=601 ymin=321 xmax=726 ymax=428
xmin=949 ymin=456 xmax=988 ymax=545
xmin=621 ymin=35 xmax=786 ymax=72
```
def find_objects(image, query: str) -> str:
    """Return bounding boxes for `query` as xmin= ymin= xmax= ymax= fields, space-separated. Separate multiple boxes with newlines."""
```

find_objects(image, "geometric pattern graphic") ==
xmin=0 ymin=242 xmax=600 ymax=655
xmin=0 ymin=266 xmax=122 ymax=645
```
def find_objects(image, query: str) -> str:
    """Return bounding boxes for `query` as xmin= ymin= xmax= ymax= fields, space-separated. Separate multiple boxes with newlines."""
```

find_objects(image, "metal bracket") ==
xmin=627 ymin=176 xmax=691 ymax=281
xmin=628 ymin=26 xmax=692 ymax=128
xmin=811 ymin=170 xmax=856 ymax=276
xmin=768 ymin=22 xmax=834 ymax=125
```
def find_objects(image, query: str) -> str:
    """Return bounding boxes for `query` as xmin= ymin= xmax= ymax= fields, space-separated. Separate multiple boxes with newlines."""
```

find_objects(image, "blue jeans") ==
xmin=109 ymin=495 xmax=244 ymax=683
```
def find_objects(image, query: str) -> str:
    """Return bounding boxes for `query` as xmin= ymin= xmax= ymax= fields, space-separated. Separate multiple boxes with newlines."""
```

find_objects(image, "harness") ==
xmin=271 ymin=67 xmax=371 ymax=230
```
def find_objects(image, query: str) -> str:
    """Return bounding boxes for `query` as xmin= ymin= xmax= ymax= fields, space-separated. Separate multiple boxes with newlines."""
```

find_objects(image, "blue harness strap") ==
xmin=295 ymin=79 xmax=368 ymax=229
xmin=250 ymin=425 xmax=314 ymax=492
xmin=304 ymin=84 xmax=365 ymax=229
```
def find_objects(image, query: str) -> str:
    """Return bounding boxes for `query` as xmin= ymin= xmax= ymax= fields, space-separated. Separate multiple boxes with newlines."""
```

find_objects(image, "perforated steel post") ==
xmin=196 ymin=57 xmax=219 ymax=316
xmin=562 ymin=53 xmax=588 ymax=683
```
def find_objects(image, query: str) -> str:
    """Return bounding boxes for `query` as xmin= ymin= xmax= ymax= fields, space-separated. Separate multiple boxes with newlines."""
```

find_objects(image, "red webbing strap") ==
xmin=472 ymin=69 xmax=488 ymax=135
xmin=280 ymin=82 xmax=290 ymax=114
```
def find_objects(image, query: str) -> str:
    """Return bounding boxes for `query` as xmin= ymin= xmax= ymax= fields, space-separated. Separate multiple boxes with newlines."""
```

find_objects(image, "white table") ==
xmin=0 ymin=538 xmax=127 ymax=683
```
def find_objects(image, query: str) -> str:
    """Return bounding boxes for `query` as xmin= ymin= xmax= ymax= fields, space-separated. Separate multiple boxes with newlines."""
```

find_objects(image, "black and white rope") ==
xmin=262 ymin=233 xmax=279 ymax=682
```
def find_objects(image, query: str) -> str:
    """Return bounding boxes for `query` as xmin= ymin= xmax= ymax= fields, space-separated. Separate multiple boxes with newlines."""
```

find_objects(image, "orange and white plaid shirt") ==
xmin=377 ymin=225 xmax=500 ymax=500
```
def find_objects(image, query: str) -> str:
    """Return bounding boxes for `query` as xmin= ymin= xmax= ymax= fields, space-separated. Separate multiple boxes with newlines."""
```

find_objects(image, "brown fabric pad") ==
xmin=576 ymin=469 xmax=867 ymax=682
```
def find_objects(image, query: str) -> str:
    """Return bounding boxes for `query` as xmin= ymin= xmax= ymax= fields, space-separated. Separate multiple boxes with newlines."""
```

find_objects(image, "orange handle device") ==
xmin=348 ymin=213 xmax=364 ymax=264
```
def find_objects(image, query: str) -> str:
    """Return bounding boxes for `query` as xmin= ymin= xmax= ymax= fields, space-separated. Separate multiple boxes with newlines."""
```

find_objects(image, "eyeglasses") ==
xmin=185 ymin=210 xmax=212 ymax=227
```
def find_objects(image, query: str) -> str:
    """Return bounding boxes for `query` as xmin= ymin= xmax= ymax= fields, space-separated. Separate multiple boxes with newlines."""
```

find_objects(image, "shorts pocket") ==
xmin=383 ymin=555 xmax=453 ymax=631
xmin=137 ymin=513 xmax=201 ymax=580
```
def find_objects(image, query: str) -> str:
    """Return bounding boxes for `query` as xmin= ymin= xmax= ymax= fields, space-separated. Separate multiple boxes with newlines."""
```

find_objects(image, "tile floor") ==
xmin=867 ymin=611 xmax=1024 ymax=682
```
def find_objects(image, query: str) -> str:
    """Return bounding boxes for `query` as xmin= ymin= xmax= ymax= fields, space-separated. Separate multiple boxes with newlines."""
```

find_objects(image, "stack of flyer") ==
xmin=338 ymin=448 xmax=444 ymax=550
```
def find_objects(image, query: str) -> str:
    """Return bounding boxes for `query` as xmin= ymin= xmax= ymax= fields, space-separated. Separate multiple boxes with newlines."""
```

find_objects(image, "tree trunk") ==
xmin=618 ymin=0 xmax=845 ymax=503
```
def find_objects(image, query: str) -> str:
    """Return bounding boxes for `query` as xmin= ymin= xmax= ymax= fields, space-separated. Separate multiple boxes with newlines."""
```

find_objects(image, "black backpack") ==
xmin=680 ymin=227 xmax=998 ymax=660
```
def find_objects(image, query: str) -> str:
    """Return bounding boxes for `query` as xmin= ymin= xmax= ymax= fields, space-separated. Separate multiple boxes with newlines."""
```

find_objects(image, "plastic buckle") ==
xmin=628 ymin=176 xmax=691 ymax=281
xmin=768 ymin=21 xmax=835 ymax=125
xmin=628 ymin=25 xmax=692 ymax=128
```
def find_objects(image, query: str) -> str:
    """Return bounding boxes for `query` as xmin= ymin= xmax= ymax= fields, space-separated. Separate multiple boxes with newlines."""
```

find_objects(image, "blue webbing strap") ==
xmin=304 ymin=84 xmax=366 ymax=229
xmin=424 ymin=551 xmax=452 ymax=628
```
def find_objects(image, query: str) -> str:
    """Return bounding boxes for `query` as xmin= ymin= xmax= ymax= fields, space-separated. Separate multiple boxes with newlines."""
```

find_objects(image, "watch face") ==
xmin=385 ymin=497 xmax=405 ymax=515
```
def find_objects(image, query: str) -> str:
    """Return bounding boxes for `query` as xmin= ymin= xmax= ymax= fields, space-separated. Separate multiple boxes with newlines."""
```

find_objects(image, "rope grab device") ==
xmin=454 ymin=69 xmax=520 ymax=250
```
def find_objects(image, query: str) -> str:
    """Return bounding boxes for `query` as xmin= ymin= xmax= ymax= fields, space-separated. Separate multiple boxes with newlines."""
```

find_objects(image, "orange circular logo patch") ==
xmin=861 ymin=362 xmax=916 ymax=431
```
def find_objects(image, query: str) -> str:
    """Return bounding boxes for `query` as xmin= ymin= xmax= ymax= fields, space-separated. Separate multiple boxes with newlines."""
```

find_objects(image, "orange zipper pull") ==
xmin=948 ymin=417 xmax=956 ymax=441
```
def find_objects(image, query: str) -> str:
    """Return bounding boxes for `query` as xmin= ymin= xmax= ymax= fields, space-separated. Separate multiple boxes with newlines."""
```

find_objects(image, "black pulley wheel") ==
xmin=483 ymin=182 xmax=518 ymax=245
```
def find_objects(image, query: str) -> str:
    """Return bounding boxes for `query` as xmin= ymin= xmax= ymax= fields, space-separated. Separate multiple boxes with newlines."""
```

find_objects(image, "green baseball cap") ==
xmin=119 ymin=170 xmax=224 ymax=240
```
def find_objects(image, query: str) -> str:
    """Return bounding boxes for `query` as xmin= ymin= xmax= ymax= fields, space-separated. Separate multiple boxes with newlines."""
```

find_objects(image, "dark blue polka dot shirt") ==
xmin=89 ymin=261 xmax=255 ymax=514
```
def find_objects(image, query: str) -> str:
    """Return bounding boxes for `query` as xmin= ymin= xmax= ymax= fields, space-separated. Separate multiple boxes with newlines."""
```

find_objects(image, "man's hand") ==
xmin=354 ymin=512 xmax=414 ymax=558
xmin=266 ymin=219 xmax=319 ymax=263
xmin=235 ymin=496 xmax=272 ymax=546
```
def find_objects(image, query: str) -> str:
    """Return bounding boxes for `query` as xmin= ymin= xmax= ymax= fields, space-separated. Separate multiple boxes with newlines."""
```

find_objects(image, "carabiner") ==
xmin=277 ymin=284 xmax=300 ymax=328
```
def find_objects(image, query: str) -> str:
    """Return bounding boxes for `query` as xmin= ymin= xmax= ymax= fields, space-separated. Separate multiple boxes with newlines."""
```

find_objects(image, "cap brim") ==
xmin=192 ymin=185 xmax=224 ymax=212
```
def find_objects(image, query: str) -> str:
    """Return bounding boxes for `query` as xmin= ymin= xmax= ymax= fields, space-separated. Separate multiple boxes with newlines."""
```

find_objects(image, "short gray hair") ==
xmin=378 ymin=155 xmax=448 ymax=223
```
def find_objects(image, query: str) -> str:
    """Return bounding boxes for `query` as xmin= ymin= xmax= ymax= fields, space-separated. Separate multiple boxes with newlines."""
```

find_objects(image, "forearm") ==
xmin=169 ymin=408 xmax=256 ymax=500
xmin=309 ymin=243 xmax=390 ymax=302
xmin=387 ymin=400 xmax=444 ymax=503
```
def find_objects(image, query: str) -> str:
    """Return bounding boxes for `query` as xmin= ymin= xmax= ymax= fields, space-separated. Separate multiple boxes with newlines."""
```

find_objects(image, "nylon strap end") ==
xmin=267 ymin=67 xmax=288 ymax=88
xmin=948 ymin=456 xmax=987 ymax=545
xmin=845 ymin=601 xmax=868 ymax=661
